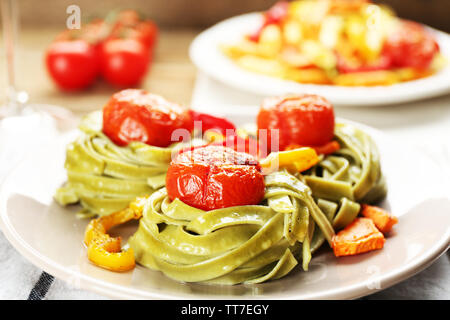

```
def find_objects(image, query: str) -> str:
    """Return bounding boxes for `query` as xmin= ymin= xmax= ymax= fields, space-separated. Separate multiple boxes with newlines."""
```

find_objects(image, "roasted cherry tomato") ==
xmin=99 ymin=38 xmax=151 ymax=87
xmin=384 ymin=20 xmax=439 ymax=70
xmin=45 ymin=39 xmax=99 ymax=91
xmin=166 ymin=146 xmax=265 ymax=211
xmin=248 ymin=1 xmax=289 ymax=42
xmin=102 ymin=89 xmax=193 ymax=147
xmin=257 ymin=94 xmax=335 ymax=153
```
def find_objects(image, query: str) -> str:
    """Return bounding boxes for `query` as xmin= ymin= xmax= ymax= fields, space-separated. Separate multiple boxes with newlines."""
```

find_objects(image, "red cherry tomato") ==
xmin=166 ymin=146 xmax=265 ymax=211
xmin=257 ymin=94 xmax=335 ymax=153
xmin=45 ymin=39 xmax=99 ymax=91
xmin=102 ymin=89 xmax=193 ymax=147
xmin=384 ymin=20 xmax=439 ymax=70
xmin=99 ymin=38 xmax=150 ymax=87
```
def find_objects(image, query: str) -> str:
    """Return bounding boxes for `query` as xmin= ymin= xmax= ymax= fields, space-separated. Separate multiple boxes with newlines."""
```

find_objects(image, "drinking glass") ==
xmin=0 ymin=0 xmax=73 ymax=178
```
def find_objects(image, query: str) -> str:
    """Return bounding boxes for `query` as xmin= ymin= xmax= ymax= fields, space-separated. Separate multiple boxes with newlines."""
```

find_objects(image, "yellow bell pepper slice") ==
xmin=84 ymin=197 xmax=146 ymax=272
xmin=87 ymin=238 xmax=136 ymax=272
xmin=260 ymin=147 xmax=319 ymax=175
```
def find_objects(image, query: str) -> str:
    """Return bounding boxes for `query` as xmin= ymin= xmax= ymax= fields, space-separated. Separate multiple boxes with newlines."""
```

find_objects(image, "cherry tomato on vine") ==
xmin=45 ymin=39 xmax=99 ymax=91
xmin=99 ymin=38 xmax=151 ymax=87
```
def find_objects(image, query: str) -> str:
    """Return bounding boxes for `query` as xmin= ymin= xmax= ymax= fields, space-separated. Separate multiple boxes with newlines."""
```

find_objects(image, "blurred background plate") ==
xmin=189 ymin=13 xmax=450 ymax=107
xmin=0 ymin=112 xmax=449 ymax=300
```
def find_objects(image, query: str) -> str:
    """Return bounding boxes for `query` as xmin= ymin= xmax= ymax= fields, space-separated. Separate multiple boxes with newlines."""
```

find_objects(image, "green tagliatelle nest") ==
xmin=128 ymin=172 xmax=320 ymax=285
xmin=304 ymin=122 xmax=387 ymax=205
xmin=128 ymin=123 xmax=387 ymax=284
xmin=54 ymin=111 xmax=175 ymax=217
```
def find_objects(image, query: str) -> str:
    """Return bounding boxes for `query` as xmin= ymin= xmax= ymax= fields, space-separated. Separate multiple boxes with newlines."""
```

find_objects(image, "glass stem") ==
xmin=1 ymin=0 xmax=20 ymax=114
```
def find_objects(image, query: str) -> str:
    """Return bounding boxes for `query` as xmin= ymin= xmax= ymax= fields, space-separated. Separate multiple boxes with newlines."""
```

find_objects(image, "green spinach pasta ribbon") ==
xmin=128 ymin=171 xmax=335 ymax=284
xmin=304 ymin=122 xmax=387 ymax=204
xmin=54 ymin=111 xmax=174 ymax=216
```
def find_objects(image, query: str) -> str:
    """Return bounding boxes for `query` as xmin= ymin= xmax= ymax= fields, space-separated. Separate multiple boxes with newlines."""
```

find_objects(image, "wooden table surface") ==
xmin=1 ymin=28 xmax=200 ymax=116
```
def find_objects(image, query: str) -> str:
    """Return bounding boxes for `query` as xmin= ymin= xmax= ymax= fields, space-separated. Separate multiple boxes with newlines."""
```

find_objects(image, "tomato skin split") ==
xmin=166 ymin=146 xmax=265 ymax=211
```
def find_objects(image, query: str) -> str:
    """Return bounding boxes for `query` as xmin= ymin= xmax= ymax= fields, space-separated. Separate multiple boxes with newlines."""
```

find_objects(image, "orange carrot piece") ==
xmin=361 ymin=204 xmax=398 ymax=233
xmin=286 ymin=140 xmax=340 ymax=155
xmin=332 ymin=217 xmax=385 ymax=257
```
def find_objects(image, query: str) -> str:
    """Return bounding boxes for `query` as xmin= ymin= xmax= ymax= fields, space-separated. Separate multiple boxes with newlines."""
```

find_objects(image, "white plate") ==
xmin=0 ymin=111 xmax=449 ymax=300
xmin=189 ymin=13 xmax=450 ymax=107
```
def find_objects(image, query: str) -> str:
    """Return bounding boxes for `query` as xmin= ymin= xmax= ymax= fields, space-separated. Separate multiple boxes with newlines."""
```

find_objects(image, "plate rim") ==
xmin=189 ymin=12 xmax=450 ymax=107
xmin=0 ymin=116 xmax=449 ymax=300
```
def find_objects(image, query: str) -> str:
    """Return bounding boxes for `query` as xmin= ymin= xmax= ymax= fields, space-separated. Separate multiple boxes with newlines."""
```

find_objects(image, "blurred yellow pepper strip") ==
xmin=84 ymin=197 xmax=146 ymax=272
xmin=260 ymin=147 xmax=319 ymax=175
